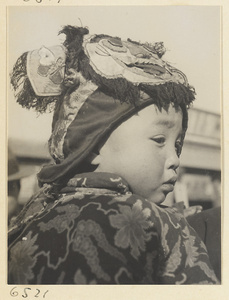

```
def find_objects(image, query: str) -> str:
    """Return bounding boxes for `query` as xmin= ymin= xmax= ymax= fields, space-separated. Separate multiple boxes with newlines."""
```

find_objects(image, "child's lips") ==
xmin=162 ymin=176 xmax=177 ymax=193
xmin=161 ymin=183 xmax=175 ymax=193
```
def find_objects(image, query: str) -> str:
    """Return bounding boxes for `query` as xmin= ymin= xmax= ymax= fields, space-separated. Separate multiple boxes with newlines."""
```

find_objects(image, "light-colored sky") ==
xmin=8 ymin=6 xmax=220 ymax=145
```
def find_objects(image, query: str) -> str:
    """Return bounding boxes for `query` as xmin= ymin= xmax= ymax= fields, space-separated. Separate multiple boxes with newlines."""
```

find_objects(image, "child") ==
xmin=8 ymin=26 xmax=219 ymax=284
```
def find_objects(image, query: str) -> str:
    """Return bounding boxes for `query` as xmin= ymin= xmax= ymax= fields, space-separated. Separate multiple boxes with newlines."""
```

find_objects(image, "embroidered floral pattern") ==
xmin=8 ymin=172 xmax=218 ymax=284
xmin=74 ymin=269 xmax=97 ymax=284
xmin=196 ymin=261 xmax=218 ymax=283
xmin=114 ymin=267 xmax=133 ymax=284
xmin=38 ymin=204 xmax=80 ymax=233
xmin=75 ymin=219 xmax=126 ymax=262
xmin=72 ymin=232 xmax=111 ymax=281
xmin=109 ymin=199 xmax=154 ymax=258
xmin=162 ymin=236 xmax=182 ymax=276
xmin=8 ymin=231 xmax=38 ymax=284
xmin=184 ymin=234 xmax=200 ymax=268
xmin=140 ymin=251 xmax=158 ymax=283
xmin=71 ymin=219 xmax=129 ymax=282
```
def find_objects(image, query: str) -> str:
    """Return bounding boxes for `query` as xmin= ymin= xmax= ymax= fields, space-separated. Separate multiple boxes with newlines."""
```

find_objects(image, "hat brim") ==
xmin=8 ymin=165 xmax=36 ymax=181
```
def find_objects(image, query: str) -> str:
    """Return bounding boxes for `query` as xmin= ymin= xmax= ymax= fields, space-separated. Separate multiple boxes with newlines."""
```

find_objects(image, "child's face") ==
xmin=93 ymin=104 xmax=183 ymax=204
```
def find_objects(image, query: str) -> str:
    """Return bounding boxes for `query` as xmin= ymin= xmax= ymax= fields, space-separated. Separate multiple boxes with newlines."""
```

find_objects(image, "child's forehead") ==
xmin=136 ymin=104 xmax=183 ymax=126
xmin=112 ymin=103 xmax=183 ymax=138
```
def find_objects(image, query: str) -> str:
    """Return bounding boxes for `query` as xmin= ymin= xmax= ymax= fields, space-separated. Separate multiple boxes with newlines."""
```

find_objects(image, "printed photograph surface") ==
xmin=6 ymin=4 xmax=222 ymax=293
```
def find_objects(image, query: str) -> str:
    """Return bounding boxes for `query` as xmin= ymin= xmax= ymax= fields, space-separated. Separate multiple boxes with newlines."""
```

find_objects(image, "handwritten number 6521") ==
xmin=10 ymin=287 xmax=49 ymax=298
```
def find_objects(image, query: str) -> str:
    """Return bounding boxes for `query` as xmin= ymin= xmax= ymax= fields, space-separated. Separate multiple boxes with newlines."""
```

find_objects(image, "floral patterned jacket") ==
xmin=8 ymin=172 xmax=218 ymax=284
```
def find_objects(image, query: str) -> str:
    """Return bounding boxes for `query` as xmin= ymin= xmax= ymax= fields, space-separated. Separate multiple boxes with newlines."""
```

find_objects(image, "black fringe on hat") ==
xmin=10 ymin=52 xmax=61 ymax=113
xmin=139 ymin=81 xmax=195 ymax=111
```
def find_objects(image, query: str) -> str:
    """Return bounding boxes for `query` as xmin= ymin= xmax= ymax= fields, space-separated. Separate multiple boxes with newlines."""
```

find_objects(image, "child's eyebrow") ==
xmin=155 ymin=119 xmax=177 ymax=128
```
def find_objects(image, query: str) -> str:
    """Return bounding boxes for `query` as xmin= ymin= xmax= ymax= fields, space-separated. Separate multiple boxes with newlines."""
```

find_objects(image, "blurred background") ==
xmin=7 ymin=6 xmax=221 ymax=221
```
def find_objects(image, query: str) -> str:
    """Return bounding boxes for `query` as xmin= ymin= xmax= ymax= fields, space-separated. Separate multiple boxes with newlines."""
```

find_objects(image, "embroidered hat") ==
xmin=27 ymin=45 xmax=66 ymax=96
xmin=10 ymin=26 xmax=195 ymax=186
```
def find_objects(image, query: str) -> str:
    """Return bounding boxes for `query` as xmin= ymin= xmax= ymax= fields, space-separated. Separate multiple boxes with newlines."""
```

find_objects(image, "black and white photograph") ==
xmin=3 ymin=2 xmax=225 ymax=296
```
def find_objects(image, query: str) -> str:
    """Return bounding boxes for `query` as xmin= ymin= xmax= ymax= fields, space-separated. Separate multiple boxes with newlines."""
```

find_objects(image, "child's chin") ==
xmin=147 ymin=193 xmax=165 ymax=205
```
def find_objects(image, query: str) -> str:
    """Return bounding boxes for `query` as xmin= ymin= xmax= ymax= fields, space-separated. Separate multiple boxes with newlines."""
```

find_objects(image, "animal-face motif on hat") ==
xmin=83 ymin=35 xmax=188 ymax=87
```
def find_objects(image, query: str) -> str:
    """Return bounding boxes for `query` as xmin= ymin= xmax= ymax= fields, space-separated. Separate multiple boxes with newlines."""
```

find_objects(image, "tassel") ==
xmin=10 ymin=52 xmax=61 ymax=113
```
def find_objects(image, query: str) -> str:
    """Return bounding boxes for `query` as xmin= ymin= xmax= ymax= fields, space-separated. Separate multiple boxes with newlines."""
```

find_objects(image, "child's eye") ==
xmin=151 ymin=137 xmax=165 ymax=145
xmin=175 ymin=141 xmax=182 ymax=157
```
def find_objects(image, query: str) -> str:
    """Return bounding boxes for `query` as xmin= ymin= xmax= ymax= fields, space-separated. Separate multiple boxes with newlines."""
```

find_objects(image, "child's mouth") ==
xmin=161 ymin=183 xmax=175 ymax=193
xmin=162 ymin=176 xmax=177 ymax=193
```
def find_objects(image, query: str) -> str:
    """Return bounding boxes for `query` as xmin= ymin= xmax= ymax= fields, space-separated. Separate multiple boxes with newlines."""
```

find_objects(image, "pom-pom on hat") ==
xmin=10 ymin=26 xmax=195 ymax=186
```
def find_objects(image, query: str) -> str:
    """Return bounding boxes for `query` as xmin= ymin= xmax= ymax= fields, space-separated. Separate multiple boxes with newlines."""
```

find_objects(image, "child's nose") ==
xmin=165 ymin=150 xmax=180 ymax=171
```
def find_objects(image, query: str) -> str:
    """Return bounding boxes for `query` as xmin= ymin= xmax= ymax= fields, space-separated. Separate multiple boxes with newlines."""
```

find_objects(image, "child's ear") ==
xmin=89 ymin=152 xmax=101 ymax=166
